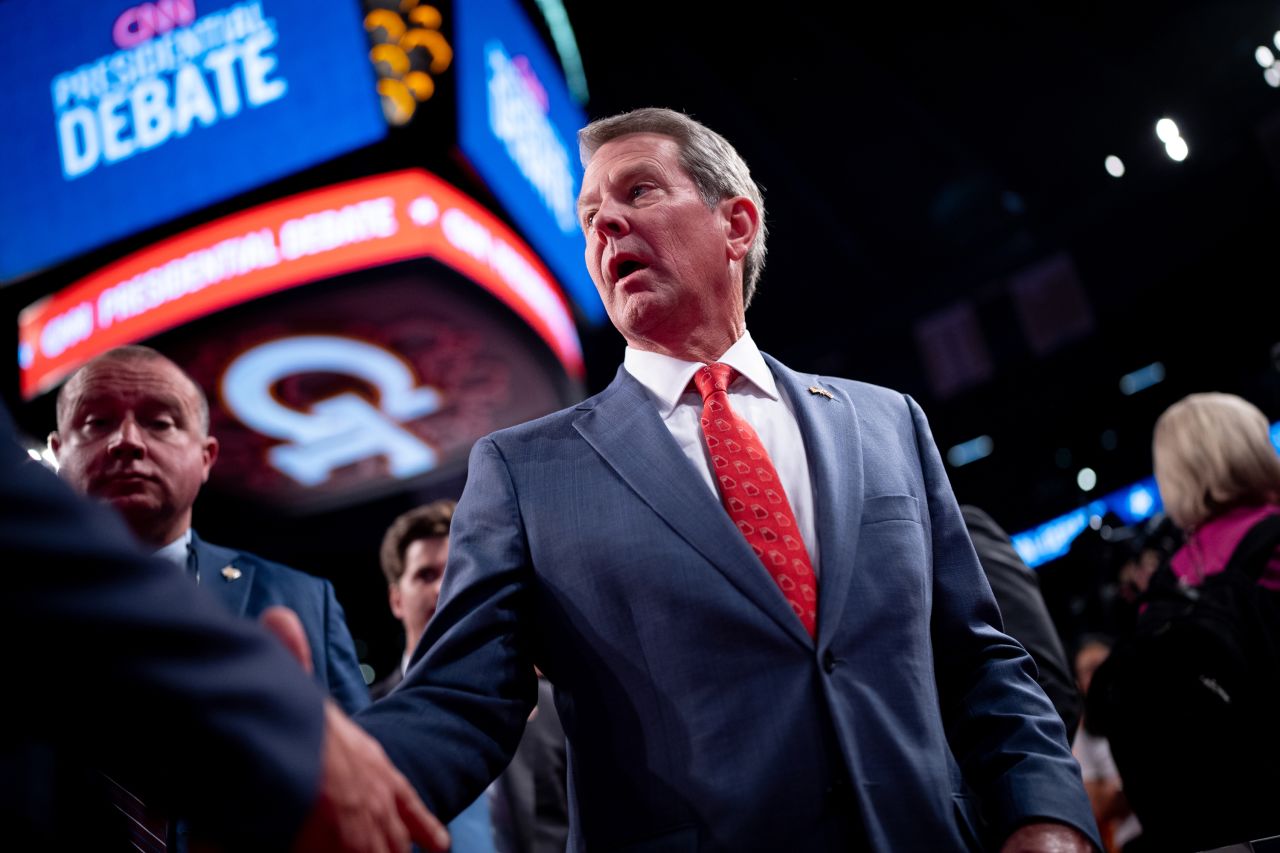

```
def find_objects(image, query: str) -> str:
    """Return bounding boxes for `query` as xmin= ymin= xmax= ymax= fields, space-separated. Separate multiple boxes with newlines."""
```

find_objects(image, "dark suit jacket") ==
xmin=360 ymin=357 xmax=1098 ymax=852
xmin=490 ymin=677 xmax=569 ymax=853
xmin=961 ymin=505 xmax=1082 ymax=739
xmin=371 ymin=665 xmax=403 ymax=701
xmin=0 ymin=403 xmax=324 ymax=849
xmin=191 ymin=532 xmax=370 ymax=714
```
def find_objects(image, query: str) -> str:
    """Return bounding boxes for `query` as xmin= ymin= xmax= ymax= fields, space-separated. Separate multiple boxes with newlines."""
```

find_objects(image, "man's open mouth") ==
xmin=613 ymin=257 xmax=648 ymax=284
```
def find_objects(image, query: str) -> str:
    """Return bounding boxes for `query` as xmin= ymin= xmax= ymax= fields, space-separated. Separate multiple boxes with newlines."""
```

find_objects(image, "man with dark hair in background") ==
xmin=376 ymin=500 xmax=457 ymax=700
xmin=49 ymin=345 xmax=369 ymax=714
xmin=376 ymin=500 xmax=569 ymax=853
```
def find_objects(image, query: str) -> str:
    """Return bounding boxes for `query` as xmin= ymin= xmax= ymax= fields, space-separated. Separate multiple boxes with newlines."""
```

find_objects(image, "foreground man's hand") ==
xmin=293 ymin=701 xmax=449 ymax=853
xmin=259 ymin=607 xmax=449 ymax=852
xmin=1001 ymin=822 xmax=1095 ymax=853
xmin=260 ymin=606 xmax=315 ymax=675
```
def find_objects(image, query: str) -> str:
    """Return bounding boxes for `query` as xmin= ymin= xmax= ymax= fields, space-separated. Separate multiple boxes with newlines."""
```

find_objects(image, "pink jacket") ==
xmin=1170 ymin=504 xmax=1280 ymax=591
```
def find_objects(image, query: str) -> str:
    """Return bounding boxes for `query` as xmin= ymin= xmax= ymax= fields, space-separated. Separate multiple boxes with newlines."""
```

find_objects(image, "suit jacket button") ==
xmin=822 ymin=650 xmax=837 ymax=673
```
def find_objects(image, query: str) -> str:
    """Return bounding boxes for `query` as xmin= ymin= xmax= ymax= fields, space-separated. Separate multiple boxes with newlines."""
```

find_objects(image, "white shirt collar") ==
xmin=623 ymin=330 xmax=779 ymax=417
xmin=152 ymin=528 xmax=193 ymax=571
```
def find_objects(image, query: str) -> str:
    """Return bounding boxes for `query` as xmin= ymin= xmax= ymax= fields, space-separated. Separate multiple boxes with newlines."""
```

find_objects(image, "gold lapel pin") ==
xmin=807 ymin=385 xmax=834 ymax=400
xmin=221 ymin=566 xmax=242 ymax=582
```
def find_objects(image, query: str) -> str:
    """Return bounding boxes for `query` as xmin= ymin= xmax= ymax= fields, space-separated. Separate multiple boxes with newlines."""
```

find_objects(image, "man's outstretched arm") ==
xmin=358 ymin=436 xmax=539 ymax=821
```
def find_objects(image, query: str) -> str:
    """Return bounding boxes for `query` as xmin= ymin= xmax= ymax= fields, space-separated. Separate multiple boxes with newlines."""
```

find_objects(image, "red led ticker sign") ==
xmin=18 ymin=168 xmax=584 ymax=398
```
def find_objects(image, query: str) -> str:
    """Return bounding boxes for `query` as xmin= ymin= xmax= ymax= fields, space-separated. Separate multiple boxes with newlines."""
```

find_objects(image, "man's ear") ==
xmin=47 ymin=432 xmax=63 ymax=463
xmin=722 ymin=195 xmax=760 ymax=263
xmin=388 ymin=583 xmax=404 ymax=621
xmin=201 ymin=435 xmax=219 ymax=483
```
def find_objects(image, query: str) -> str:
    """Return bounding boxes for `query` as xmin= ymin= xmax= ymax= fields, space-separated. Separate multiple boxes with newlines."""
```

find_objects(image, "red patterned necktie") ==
xmin=694 ymin=362 xmax=818 ymax=638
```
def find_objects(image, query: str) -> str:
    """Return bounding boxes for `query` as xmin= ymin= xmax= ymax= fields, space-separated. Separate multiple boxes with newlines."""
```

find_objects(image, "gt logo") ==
xmin=221 ymin=335 xmax=440 ymax=486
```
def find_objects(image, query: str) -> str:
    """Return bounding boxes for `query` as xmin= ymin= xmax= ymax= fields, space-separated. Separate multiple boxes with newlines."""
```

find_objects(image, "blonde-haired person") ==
xmin=1153 ymin=392 xmax=1280 ymax=588
xmin=1094 ymin=390 xmax=1280 ymax=851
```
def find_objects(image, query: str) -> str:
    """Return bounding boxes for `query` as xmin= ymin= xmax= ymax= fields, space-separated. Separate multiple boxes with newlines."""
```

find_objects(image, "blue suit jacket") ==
xmin=191 ymin=532 xmax=370 ymax=714
xmin=360 ymin=356 xmax=1098 ymax=852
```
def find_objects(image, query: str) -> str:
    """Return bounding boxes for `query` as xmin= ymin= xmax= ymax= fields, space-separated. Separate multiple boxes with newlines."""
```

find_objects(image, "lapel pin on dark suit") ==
xmin=807 ymin=385 xmax=834 ymax=400
xmin=221 ymin=566 xmax=242 ymax=582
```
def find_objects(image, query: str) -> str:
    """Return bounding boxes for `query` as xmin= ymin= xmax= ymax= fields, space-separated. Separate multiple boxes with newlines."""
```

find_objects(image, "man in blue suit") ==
xmin=359 ymin=108 xmax=1099 ymax=852
xmin=49 ymin=345 xmax=369 ymax=714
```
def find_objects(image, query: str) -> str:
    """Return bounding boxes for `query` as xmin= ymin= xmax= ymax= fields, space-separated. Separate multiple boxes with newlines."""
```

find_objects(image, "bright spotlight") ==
xmin=1104 ymin=155 xmax=1125 ymax=178
xmin=1274 ymin=30 xmax=1280 ymax=51
xmin=1077 ymin=467 xmax=1098 ymax=492
xmin=946 ymin=435 xmax=994 ymax=468
xmin=1267 ymin=66 xmax=1280 ymax=88
xmin=1155 ymin=118 xmax=1180 ymax=144
xmin=1127 ymin=487 xmax=1155 ymax=519
xmin=1257 ymin=45 xmax=1276 ymax=68
xmin=1165 ymin=137 xmax=1189 ymax=161
xmin=1119 ymin=361 xmax=1166 ymax=396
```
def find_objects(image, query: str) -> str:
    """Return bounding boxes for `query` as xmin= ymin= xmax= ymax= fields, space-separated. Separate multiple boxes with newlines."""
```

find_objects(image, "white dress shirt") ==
xmin=623 ymin=331 xmax=820 ymax=572
xmin=152 ymin=528 xmax=193 ymax=572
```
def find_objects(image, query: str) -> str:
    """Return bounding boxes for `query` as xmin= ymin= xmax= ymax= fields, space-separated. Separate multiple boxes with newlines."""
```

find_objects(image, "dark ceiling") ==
xmin=563 ymin=0 xmax=1280 ymax=535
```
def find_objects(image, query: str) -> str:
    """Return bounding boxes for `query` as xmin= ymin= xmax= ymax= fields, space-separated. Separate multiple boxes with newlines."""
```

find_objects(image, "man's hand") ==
xmin=259 ymin=606 xmax=449 ymax=852
xmin=293 ymin=701 xmax=450 ymax=853
xmin=260 ymin=606 xmax=314 ymax=674
xmin=1001 ymin=822 xmax=1095 ymax=853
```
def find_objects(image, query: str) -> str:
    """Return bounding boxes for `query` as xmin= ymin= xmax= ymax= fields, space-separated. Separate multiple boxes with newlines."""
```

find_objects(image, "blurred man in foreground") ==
xmin=1 ymin=401 xmax=447 ymax=851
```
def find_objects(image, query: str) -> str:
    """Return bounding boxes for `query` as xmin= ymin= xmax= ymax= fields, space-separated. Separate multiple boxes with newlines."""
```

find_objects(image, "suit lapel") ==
xmin=573 ymin=369 xmax=812 ymax=647
xmin=762 ymin=354 xmax=865 ymax=645
xmin=190 ymin=530 xmax=255 ymax=617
